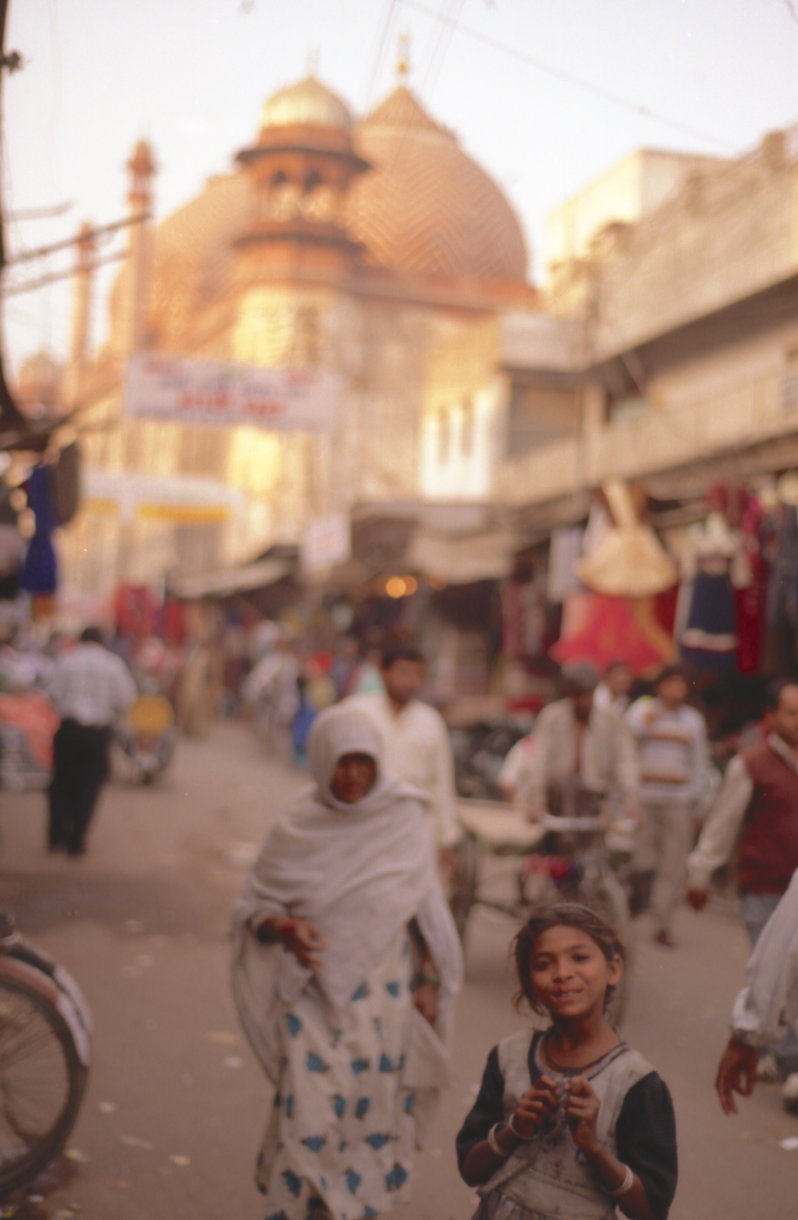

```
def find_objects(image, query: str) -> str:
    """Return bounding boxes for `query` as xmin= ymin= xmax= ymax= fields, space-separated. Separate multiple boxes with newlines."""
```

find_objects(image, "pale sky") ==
xmin=2 ymin=0 xmax=797 ymax=374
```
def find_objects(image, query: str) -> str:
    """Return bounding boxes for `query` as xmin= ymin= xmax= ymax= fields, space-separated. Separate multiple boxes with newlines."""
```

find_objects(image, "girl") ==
xmin=457 ymin=904 xmax=677 ymax=1220
xmin=231 ymin=704 xmax=462 ymax=1220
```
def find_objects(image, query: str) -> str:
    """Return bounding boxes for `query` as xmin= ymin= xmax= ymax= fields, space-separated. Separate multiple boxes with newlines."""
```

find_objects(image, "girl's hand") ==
xmin=511 ymin=1076 xmax=559 ymax=1137
xmin=565 ymin=1075 xmax=600 ymax=1151
xmin=413 ymin=981 xmax=439 ymax=1025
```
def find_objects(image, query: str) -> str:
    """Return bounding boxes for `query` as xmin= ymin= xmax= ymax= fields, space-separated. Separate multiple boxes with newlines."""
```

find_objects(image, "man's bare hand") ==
xmin=716 ymin=1036 xmax=758 ymax=1115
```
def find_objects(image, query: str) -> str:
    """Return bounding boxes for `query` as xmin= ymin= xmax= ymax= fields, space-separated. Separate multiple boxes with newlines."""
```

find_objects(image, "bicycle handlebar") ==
xmin=535 ymin=814 xmax=606 ymax=832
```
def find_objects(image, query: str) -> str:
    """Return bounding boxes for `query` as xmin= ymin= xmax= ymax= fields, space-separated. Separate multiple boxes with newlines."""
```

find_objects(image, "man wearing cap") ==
xmin=515 ymin=661 xmax=639 ymax=823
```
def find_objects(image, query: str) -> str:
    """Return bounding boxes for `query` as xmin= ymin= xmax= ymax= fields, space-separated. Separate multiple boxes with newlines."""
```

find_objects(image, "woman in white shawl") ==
xmin=231 ymin=703 xmax=463 ymax=1220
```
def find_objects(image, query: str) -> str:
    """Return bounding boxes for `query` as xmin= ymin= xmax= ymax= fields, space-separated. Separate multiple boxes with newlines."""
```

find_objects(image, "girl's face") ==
xmin=330 ymin=752 xmax=377 ymax=804
xmin=527 ymin=924 xmax=621 ymax=1021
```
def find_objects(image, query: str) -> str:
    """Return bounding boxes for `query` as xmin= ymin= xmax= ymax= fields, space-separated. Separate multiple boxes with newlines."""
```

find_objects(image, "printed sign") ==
xmin=125 ymin=354 xmax=339 ymax=432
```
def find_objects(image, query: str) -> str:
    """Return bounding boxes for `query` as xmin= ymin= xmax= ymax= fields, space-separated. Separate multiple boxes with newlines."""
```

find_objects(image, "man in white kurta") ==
xmin=345 ymin=644 xmax=461 ymax=859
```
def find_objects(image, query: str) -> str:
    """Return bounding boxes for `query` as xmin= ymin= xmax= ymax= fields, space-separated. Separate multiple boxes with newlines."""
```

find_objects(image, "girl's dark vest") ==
xmin=739 ymin=741 xmax=798 ymax=894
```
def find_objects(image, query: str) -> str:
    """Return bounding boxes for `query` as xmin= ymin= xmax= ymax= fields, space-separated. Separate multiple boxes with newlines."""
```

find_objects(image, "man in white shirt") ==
xmin=515 ymin=662 xmax=639 ymax=824
xmin=715 ymin=867 xmax=798 ymax=1115
xmin=345 ymin=642 xmax=461 ymax=869
xmin=47 ymin=625 xmax=137 ymax=856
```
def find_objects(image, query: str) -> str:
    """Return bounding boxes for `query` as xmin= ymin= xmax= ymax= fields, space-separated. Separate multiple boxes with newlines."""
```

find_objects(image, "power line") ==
xmin=397 ymin=0 xmax=736 ymax=152
xmin=2 ymin=251 xmax=125 ymax=298
xmin=7 ymin=212 xmax=148 ymax=266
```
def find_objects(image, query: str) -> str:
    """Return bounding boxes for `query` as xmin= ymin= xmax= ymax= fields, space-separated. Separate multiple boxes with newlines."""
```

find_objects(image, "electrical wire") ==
xmin=363 ymin=0 xmax=401 ymax=110
xmin=397 ymin=0 xmax=736 ymax=152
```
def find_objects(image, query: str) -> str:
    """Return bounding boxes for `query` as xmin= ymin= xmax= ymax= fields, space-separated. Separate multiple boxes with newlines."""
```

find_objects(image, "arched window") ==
xmin=461 ymin=396 xmax=474 ymax=455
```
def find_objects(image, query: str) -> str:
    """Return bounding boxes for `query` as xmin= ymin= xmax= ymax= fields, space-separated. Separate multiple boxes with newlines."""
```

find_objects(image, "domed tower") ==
xmin=233 ymin=75 xmax=370 ymax=282
xmin=347 ymin=83 xmax=529 ymax=290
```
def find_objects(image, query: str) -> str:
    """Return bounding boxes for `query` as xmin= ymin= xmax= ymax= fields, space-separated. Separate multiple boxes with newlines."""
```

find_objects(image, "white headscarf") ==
xmin=230 ymin=704 xmax=463 ymax=1079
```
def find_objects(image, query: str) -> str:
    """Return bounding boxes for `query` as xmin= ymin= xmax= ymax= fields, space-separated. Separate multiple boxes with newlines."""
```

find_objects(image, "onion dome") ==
xmin=259 ymin=74 xmax=353 ymax=134
xmin=346 ymin=85 xmax=528 ymax=281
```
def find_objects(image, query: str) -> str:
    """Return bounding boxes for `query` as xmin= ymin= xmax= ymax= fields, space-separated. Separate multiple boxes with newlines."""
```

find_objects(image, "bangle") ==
xmin=415 ymin=971 xmax=442 ymax=988
xmin=607 ymin=1165 xmax=634 ymax=1196
xmin=486 ymin=1123 xmax=506 ymax=1156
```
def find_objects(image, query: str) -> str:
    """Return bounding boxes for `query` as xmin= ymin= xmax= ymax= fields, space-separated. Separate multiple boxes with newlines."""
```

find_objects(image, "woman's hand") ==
xmin=256 ymin=916 xmax=326 ymax=971
xmin=511 ymin=1076 xmax=559 ymax=1137
xmin=565 ymin=1075 xmax=600 ymax=1151
xmin=283 ymin=919 xmax=325 ymax=970
xmin=413 ymin=981 xmax=439 ymax=1025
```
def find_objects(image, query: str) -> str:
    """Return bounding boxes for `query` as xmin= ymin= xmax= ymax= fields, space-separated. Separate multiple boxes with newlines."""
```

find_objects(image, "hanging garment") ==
xmin=20 ymin=466 xmax=58 ymax=597
xmin=577 ymin=480 xmax=677 ymax=599
xmin=679 ymin=514 xmax=750 ymax=672
xmin=550 ymin=590 xmax=674 ymax=675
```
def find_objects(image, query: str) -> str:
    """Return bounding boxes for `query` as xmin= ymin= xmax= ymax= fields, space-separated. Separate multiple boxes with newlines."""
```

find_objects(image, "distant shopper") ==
xmin=516 ymin=662 xmax=639 ymax=824
xmin=626 ymin=665 xmax=709 ymax=947
xmin=715 ymin=867 xmax=798 ymax=1115
xmin=594 ymin=659 xmax=634 ymax=714
xmin=346 ymin=642 xmax=461 ymax=867
xmin=46 ymin=625 xmax=137 ymax=856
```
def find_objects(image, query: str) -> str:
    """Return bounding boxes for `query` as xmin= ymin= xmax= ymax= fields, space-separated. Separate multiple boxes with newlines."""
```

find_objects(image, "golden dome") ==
xmin=346 ymin=86 xmax=528 ymax=281
xmin=260 ymin=74 xmax=352 ymax=133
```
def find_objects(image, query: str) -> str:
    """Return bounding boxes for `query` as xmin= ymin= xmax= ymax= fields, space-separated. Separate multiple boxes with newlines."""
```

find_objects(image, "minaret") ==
xmin=124 ymin=139 xmax=156 ymax=355
xmin=63 ymin=220 xmax=94 ymax=409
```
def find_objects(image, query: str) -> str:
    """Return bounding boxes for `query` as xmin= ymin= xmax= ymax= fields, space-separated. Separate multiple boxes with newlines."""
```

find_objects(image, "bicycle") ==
xmin=0 ymin=911 xmax=91 ymax=1198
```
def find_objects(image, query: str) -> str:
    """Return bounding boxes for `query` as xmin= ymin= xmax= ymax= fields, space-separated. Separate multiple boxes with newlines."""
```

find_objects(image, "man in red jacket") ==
xmin=687 ymin=678 xmax=798 ymax=1096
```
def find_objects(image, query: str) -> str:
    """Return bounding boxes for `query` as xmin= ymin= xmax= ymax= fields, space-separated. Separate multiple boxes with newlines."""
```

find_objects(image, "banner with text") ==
xmin=125 ymin=354 xmax=339 ymax=432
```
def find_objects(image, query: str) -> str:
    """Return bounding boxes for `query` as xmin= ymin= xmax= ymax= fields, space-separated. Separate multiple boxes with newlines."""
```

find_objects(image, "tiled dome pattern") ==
xmin=347 ymin=87 xmax=528 ymax=281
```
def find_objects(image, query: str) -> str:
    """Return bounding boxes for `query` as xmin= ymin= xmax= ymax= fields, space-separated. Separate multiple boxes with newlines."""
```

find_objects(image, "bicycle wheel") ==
xmin=0 ymin=973 xmax=88 ymax=1197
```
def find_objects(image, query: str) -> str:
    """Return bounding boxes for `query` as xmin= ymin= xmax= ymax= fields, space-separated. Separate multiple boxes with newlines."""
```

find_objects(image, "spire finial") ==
xmin=396 ymin=32 xmax=411 ymax=83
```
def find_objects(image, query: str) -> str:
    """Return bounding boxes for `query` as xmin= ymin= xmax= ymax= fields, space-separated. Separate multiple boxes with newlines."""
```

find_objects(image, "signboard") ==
xmin=125 ymin=354 xmax=339 ymax=432
xmin=302 ymin=514 xmax=351 ymax=573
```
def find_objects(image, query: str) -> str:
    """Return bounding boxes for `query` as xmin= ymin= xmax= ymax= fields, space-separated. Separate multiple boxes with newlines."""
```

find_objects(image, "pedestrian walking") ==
xmin=457 ymin=903 xmax=677 ymax=1220
xmin=345 ymin=641 xmax=462 ymax=873
xmin=687 ymin=677 xmax=798 ymax=1089
xmin=46 ymin=624 xmax=137 ymax=856
xmin=626 ymin=665 xmax=709 ymax=946
xmin=715 ymin=866 xmax=798 ymax=1116
xmin=515 ymin=662 xmax=639 ymax=824
xmin=230 ymin=703 xmax=463 ymax=1220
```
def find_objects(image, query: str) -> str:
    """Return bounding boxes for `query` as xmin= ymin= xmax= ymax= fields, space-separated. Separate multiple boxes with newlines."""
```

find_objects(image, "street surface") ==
xmin=0 ymin=720 xmax=795 ymax=1219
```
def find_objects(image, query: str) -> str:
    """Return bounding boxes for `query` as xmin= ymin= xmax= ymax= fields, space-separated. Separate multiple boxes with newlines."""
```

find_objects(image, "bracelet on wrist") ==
xmin=486 ymin=1123 xmax=506 ymax=1156
xmin=606 ymin=1165 xmax=634 ymax=1196
xmin=414 ymin=971 xmax=442 ymax=988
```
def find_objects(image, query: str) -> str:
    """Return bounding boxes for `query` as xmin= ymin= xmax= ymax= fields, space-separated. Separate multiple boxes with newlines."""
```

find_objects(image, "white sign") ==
xmin=125 ymin=354 xmax=339 ymax=432
xmin=302 ymin=514 xmax=351 ymax=573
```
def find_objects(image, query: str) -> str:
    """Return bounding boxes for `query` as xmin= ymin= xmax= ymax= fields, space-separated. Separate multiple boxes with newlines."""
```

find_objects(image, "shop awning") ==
xmin=406 ymin=528 xmax=518 ymax=585
xmin=170 ymin=557 xmax=292 ymax=599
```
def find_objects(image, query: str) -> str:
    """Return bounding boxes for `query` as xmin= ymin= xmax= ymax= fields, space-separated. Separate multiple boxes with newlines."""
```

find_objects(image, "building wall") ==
xmin=495 ymin=310 xmax=798 ymax=506
xmin=545 ymin=150 xmax=724 ymax=271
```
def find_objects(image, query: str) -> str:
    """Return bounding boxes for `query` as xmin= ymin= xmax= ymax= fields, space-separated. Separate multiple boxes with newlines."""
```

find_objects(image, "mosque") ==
xmin=55 ymin=66 xmax=536 ymax=615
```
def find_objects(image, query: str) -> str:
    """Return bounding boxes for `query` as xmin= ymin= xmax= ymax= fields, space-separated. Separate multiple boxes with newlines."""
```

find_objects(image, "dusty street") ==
xmin=0 ymin=719 xmax=795 ymax=1219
